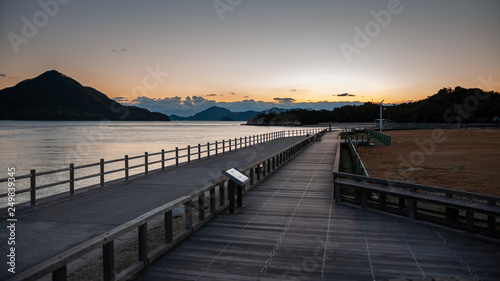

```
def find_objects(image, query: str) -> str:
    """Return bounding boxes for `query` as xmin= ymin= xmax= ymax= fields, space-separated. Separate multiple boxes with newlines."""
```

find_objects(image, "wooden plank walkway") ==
xmin=134 ymin=132 xmax=500 ymax=281
xmin=0 ymin=136 xmax=309 ymax=279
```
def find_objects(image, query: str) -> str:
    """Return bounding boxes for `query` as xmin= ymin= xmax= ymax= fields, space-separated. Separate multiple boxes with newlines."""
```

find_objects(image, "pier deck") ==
xmin=134 ymin=132 xmax=500 ymax=281
xmin=1 ymin=135 xmax=309 ymax=279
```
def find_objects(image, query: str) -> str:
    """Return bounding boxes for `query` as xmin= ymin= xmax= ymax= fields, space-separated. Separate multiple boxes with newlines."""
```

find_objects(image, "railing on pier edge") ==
xmin=366 ymin=129 xmax=391 ymax=145
xmin=345 ymin=138 xmax=369 ymax=176
xmin=0 ymin=129 xmax=322 ymax=207
xmin=333 ymin=172 xmax=500 ymax=239
xmin=8 ymin=129 xmax=327 ymax=281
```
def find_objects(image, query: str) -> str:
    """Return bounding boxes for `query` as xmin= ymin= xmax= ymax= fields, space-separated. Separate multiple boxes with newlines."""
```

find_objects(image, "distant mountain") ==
xmin=168 ymin=114 xmax=188 ymax=121
xmin=170 ymin=106 xmax=263 ymax=121
xmin=0 ymin=70 xmax=170 ymax=121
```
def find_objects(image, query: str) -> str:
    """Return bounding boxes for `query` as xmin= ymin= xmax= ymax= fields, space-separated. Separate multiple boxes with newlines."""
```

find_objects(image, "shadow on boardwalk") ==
xmin=134 ymin=132 xmax=500 ymax=281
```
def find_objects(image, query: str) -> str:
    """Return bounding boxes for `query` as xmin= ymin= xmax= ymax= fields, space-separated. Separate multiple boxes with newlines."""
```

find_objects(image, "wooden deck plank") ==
xmin=133 ymin=132 xmax=500 ymax=281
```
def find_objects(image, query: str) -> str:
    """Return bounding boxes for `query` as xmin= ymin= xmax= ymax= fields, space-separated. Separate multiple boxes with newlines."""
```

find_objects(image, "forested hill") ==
xmin=0 ymin=70 xmax=170 ymax=121
xmin=247 ymin=87 xmax=500 ymax=125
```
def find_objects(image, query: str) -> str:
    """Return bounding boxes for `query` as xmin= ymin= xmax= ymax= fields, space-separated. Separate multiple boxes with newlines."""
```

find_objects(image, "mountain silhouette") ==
xmin=0 ymin=70 xmax=170 ymax=121
xmin=169 ymin=106 xmax=262 ymax=121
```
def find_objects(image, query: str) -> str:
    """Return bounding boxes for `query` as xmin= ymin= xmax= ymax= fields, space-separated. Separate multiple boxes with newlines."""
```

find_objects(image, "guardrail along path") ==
xmin=135 ymin=132 xmax=500 ymax=281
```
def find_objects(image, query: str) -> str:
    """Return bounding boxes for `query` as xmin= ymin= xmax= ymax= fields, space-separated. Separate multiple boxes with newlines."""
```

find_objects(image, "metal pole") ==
xmin=228 ymin=180 xmax=236 ymax=214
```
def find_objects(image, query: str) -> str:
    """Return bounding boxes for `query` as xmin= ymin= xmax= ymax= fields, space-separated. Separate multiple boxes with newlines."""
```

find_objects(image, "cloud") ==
xmin=229 ymin=92 xmax=236 ymax=95
xmin=109 ymin=47 xmax=131 ymax=53
xmin=0 ymin=74 xmax=6 ymax=77
xmin=119 ymin=95 xmax=363 ymax=117
xmin=274 ymin=97 xmax=297 ymax=103
xmin=113 ymin=97 xmax=129 ymax=102
xmin=337 ymin=93 xmax=356 ymax=97
xmin=205 ymin=93 xmax=217 ymax=97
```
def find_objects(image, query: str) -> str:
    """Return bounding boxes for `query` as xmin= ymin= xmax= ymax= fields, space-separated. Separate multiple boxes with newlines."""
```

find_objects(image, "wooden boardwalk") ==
xmin=1 ymin=135 xmax=311 ymax=280
xmin=134 ymin=132 xmax=500 ymax=281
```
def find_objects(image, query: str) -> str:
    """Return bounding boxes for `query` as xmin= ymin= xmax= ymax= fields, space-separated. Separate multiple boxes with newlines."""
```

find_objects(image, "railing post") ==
xmin=69 ymin=164 xmax=74 ymax=195
xmin=361 ymin=190 xmax=367 ymax=208
xmin=188 ymin=145 xmax=191 ymax=163
xmin=333 ymin=174 xmax=340 ymax=203
xmin=379 ymin=194 xmax=387 ymax=209
xmin=229 ymin=139 xmax=232 ymax=152
xmin=466 ymin=211 xmax=474 ymax=234
xmin=52 ymin=266 xmax=67 ymax=281
xmin=250 ymin=168 xmax=254 ymax=185
xmin=245 ymin=136 xmax=247 ymax=147
xmin=161 ymin=149 xmax=165 ymax=170
xmin=487 ymin=200 xmax=496 ymax=232
xmin=100 ymin=159 xmax=104 ymax=186
xmin=103 ymin=241 xmax=114 ymax=281
xmin=398 ymin=198 xmax=405 ymax=213
xmin=207 ymin=142 xmax=210 ymax=158
xmin=145 ymin=152 xmax=148 ymax=175
xmin=165 ymin=210 xmax=173 ymax=244
xmin=184 ymin=201 xmax=192 ymax=230
xmin=407 ymin=199 xmax=415 ymax=220
xmin=124 ymin=155 xmax=129 ymax=180
xmin=237 ymin=184 xmax=243 ymax=207
xmin=175 ymin=147 xmax=179 ymax=166
xmin=223 ymin=140 xmax=225 ymax=153
xmin=445 ymin=193 xmax=458 ymax=224
xmin=219 ymin=182 xmax=225 ymax=207
xmin=138 ymin=223 xmax=148 ymax=266
xmin=199 ymin=194 xmax=205 ymax=220
xmin=256 ymin=165 xmax=261 ymax=181
xmin=210 ymin=188 xmax=216 ymax=214
xmin=215 ymin=141 xmax=218 ymax=156
xmin=198 ymin=144 xmax=201 ymax=161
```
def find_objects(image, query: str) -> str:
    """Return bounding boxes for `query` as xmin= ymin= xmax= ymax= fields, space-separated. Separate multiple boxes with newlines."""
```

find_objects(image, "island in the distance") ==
xmin=0 ymin=70 xmax=170 ymax=121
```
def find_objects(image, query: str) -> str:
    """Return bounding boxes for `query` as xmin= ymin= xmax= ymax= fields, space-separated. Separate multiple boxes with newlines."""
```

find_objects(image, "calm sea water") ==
xmin=1 ymin=121 xmax=325 ymax=206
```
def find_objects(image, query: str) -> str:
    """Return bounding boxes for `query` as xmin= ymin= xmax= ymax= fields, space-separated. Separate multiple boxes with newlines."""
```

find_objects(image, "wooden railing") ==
xmin=0 ymin=129 xmax=322 ymax=207
xmin=8 ymin=130 xmax=327 ymax=281
xmin=343 ymin=134 xmax=370 ymax=146
xmin=333 ymin=172 xmax=500 ymax=239
xmin=345 ymin=138 xmax=369 ymax=176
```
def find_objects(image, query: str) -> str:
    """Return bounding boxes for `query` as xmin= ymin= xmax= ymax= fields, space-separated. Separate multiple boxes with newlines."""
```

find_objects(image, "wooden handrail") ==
xmin=333 ymin=172 xmax=500 ymax=203
xmin=333 ymin=172 xmax=500 ymax=238
xmin=1 ymin=129 xmax=324 ymax=207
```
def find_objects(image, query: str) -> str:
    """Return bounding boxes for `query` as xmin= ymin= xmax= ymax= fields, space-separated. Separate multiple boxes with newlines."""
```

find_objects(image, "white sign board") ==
xmin=222 ymin=168 xmax=250 ymax=186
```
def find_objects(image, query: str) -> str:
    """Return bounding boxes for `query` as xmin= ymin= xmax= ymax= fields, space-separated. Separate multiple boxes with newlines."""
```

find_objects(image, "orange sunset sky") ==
xmin=1 ymin=0 xmax=499 ymax=115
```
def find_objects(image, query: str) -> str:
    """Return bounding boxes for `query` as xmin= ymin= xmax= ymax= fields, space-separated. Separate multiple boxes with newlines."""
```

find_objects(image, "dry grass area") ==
xmin=357 ymin=129 xmax=500 ymax=196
